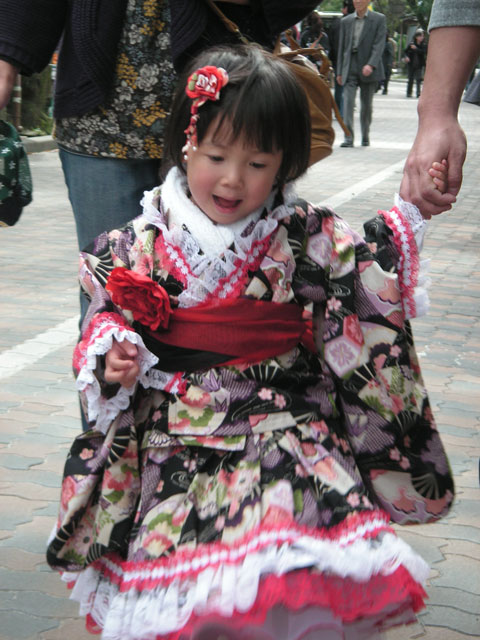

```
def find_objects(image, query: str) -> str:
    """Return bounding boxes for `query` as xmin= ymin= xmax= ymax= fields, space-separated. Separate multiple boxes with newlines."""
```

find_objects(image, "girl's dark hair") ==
xmin=163 ymin=45 xmax=311 ymax=186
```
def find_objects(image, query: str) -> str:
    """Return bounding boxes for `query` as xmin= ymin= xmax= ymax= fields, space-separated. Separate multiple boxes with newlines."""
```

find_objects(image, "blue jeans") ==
xmin=59 ymin=148 xmax=162 ymax=251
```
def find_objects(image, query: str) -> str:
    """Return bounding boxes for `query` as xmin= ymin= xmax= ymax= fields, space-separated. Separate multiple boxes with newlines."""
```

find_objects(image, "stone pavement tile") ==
xmin=0 ymin=591 xmax=80 ymax=638
xmin=31 ymin=449 xmax=70 ymax=475
xmin=0 ymin=453 xmax=45 ymax=470
xmin=11 ymin=401 xmax=67 ymax=415
xmin=0 ymin=529 xmax=13 ymax=541
xmin=455 ymin=486 xmax=480 ymax=501
xmin=0 ymin=378 xmax=63 ymax=393
xmin=2 ymin=440 xmax=62 ymax=460
xmin=0 ymin=481 xmax=59 ymax=502
xmin=425 ymin=586 xmax=480 ymax=615
xmin=435 ymin=409 xmax=480 ymax=429
xmin=27 ymin=420 xmax=80 ymax=442
xmin=415 ymin=628 xmax=478 ymax=640
xmin=0 ymin=402 xmax=22 ymax=417
xmin=395 ymin=520 xmax=479 ymax=545
xmin=38 ymin=617 xmax=92 ymax=640
xmin=0 ymin=611 xmax=59 ymax=640
xmin=0 ymin=466 xmax=62 ymax=489
xmin=0 ymin=409 xmax=47 ymax=426
xmin=439 ymin=539 xmax=480 ymax=561
xmin=0 ymin=547 xmax=45 ymax=570
xmin=0 ymin=514 xmax=56 ymax=554
xmin=0 ymin=496 xmax=48 ymax=530
xmin=430 ymin=554 xmax=480 ymax=595
xmin=0 ymin=566 xmax=75 ymax=599
xmin=28 ymin=388 xmax=79 ymax=407
xmin=418 ymin=605 xmax=480 ymax=636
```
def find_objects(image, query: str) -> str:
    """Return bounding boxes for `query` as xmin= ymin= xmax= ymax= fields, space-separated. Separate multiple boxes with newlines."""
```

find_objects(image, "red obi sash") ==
xmin=144 ymin=298 xmax=315 ymax=369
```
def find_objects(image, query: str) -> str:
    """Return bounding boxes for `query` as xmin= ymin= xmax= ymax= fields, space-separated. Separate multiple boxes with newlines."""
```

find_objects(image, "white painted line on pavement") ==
xmin=321 ymin=159 xmax=405 ymax=209
xmin=0 ymin=159 xmax=406 ymax=381
xmin=0 ymin=316 xmax=79 ymax=380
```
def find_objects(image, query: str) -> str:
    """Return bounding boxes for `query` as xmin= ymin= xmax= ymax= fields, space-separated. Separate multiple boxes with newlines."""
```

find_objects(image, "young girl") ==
xmin=47 ymin=45 xmax=454 ymax=640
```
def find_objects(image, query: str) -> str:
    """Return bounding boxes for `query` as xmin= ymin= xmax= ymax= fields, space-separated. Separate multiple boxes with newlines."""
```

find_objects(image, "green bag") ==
xmin=0 ymin=120 xmax=33 ymax=226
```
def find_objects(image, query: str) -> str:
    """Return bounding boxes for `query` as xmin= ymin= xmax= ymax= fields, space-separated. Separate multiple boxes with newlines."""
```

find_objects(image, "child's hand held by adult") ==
xmin=105 ymin=338 xmax=139 ymax=388
xmin=429 ymin=159 xmax=448 ymax=194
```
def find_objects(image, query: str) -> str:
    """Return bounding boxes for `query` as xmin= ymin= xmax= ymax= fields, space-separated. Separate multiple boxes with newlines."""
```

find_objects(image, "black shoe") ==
xmin=361 ymin=139 xmax=370 ymax=146
xmin=340 ymin=140 xmax=353 ymax=148
xmin=382 ymin=90 xmax=387 ymax=95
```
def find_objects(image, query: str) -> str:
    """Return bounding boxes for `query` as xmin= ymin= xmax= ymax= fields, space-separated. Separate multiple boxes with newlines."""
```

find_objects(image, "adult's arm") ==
xmin=365 ymin=14 xmax=386 ymax=72
xmin=0 ymin=0 xmax=67 ymax=106
xmin=336 ymin=19 xmax=346 ymax=85
xmin=399 ymin=25 xmax=480 ymax=218
xmin=0 ymin=59 xmax=17 ymax=109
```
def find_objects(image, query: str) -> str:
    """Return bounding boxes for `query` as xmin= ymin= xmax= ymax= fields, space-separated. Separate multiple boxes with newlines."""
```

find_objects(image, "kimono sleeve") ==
xmin=303 ymin=203 xmax=454 ymax=524
xmin=73 ymin=233 xmax=158 ymax=435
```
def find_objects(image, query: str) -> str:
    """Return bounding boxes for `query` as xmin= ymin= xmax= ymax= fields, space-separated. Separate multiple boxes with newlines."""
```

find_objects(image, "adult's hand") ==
xmin=0 ymin=60 xmax=18 ymax=110
xmin=400 ymin=25 xmax=480 ymax=219
xmin=336 ymin=74 xmax=343 ymax=86
xmin=362 ymin=64 xmax=373 ymax=77
xmin=400 ymin=115 xmax=465 ymax=219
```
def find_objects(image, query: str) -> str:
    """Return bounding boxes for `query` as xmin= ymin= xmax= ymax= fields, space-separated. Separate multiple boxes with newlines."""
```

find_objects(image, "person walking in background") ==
xmin=336 ymin=0 xmax=386 ymax=147
xmin=300 ymin=11 xmax=331 ymax=56
xmin=380 ymin=31 xmax=395 ymax=94
xmin=47 ymin=43 xmax=453 ymax=640
xmin=400 ymin=0 xmax=480 ymax=218
xmin=464 ymin=68 xmax=480 ymax=105
xmin=328 ymin=0 xmax=355 ymax=116
xmin=404 ymin=28 xmax=427 ymax=98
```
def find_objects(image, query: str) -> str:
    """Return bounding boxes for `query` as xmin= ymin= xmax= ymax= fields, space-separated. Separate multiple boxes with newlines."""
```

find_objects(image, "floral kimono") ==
xmin=47 ymin=167 xmax=454 ymax=640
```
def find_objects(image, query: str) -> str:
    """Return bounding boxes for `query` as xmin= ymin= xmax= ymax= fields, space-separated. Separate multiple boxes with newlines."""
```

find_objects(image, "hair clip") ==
xmin=182 ymin=66 xmax=229 ymax=155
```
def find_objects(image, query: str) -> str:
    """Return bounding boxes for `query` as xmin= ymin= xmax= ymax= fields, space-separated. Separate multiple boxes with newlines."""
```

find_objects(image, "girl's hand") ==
xmin=428 ymin=159 xmax=448 ymax=194
xmin=105 ymin=339 xmax=139 ymax=388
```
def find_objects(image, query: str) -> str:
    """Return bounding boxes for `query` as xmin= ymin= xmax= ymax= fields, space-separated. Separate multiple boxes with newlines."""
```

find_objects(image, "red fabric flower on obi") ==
xmin=186 ymin=66 xmax=229 ymax=103
xmin=106 ymin=267 xmax=172 ymax=331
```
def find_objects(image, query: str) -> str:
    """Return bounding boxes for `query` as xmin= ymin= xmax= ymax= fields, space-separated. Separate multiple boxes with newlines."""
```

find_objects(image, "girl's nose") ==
xmin=222 ymin=163 xmax=243 ymax=188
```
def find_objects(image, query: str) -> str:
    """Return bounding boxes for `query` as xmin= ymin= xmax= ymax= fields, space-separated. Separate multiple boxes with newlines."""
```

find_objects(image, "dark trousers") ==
xmin=334 ymin=77 xmax=344 ymax=117
xmin=407 ymin=68 xmax=423 ymax=97
xmin=343 ymin=55 xmax=377 ymax=143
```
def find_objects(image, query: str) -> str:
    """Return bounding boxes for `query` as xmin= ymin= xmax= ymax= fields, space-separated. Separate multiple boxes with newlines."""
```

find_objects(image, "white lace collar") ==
xmin=161 ymin=167 xmax=275 ymax=258
xmin=141 ymin=167 xmax=296 ymax=307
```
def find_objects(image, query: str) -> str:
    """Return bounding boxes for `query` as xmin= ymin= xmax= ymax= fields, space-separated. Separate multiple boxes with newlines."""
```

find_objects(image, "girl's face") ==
xmin=186 ymin=118 xmax=283 ymax=226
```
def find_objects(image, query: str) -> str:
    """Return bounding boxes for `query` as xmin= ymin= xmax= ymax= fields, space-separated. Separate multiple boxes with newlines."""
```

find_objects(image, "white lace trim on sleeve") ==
xmin=76 ymin=321 xmax=158 ymax=434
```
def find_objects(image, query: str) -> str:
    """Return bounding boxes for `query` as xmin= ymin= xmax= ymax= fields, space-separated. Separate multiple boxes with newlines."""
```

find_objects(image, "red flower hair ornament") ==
xmin=183 ymin=65 xmax=229 ymax=155
xmin=106 ymin=267 xmax=172 ymax=331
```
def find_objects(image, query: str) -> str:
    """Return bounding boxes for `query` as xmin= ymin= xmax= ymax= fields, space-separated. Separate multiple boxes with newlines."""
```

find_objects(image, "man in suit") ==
xmin=336 ymin=0 xmax=386 ymax=147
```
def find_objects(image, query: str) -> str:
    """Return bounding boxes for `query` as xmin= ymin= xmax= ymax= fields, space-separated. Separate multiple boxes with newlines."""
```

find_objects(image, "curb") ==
xmin=21 ymin=135 xmax=58 ymax=154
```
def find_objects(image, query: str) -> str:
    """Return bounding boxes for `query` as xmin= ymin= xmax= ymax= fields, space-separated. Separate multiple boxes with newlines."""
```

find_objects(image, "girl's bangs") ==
xmin=205 ymin=77 xmax=286 ymax=154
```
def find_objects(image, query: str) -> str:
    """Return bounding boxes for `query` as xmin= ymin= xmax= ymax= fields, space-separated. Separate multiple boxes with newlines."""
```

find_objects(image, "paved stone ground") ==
xmin=0 ymin=79 xmax=479 ymax=639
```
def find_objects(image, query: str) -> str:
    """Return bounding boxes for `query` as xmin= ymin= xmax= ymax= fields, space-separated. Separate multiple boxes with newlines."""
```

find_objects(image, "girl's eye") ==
xmin=250 ymin=162 xmax=266 ymax=169
xmin=208 ymin=155 xmax=224 ymax=162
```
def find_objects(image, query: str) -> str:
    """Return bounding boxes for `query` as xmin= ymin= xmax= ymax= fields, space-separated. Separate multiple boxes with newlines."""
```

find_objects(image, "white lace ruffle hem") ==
xmin=65 ymin=527 xmax=429 ymax=640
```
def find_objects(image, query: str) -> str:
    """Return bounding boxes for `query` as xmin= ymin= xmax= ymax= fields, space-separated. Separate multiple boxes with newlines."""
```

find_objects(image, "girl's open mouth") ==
xmin=213 ymin=195 xmax=242 ymax=212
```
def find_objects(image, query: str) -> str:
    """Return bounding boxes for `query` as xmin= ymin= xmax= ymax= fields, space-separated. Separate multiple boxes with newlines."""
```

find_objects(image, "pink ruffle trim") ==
xmin=380 ymin=207 xmax=420 ymax=319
